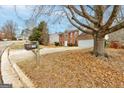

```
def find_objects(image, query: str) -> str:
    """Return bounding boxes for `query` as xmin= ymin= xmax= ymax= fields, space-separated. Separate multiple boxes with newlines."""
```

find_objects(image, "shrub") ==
xmin=68 ymin=43 xmax=74 ymax=46
xmin=12 ymin=36 xmax=17 ymax=40
xmin=109 ymin=41 xmax=121 ymax=49
xmin=54 ymin=42 xmax=59 ymax=46
xmin=121 ymin=44 xmax=124 ymax=49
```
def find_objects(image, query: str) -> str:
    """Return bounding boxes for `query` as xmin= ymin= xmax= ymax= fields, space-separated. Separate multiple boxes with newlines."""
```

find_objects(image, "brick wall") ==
xmin=59 ymin=30 xmax=79 ymax=46
xmin=59 ymin=33 xmax=64 ymax=46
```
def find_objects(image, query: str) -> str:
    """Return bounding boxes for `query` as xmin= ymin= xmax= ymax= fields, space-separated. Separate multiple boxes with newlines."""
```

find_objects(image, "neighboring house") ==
xmin=16 ymin=36 xmax=23 ymax=40
xmin=21 ymin=29 xmax=32 ymax=40
xmin=49 ymin=33 xmax=59 ymax=44
xmin=108 ymin=29 xmax=124 ymax=43
xmin=107 ymin=29 xmax=124 ymax=48
xmin=49 ymin=28 xmax=124 ymax=48
xmin=59 ymin=32 xmax=64 ymax=46
xmin=78 ymin=33 xmax=94 ymax=48
xmin=59 ymin=30 xmax=79 ymax=46
xmin=77 ymin=29 xmax=124 ymax=48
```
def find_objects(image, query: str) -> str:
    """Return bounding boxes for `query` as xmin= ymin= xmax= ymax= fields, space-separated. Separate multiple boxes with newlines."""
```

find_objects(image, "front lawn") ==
xmin=17 ymin=48 xmax=124 ymax=88
xmin=10 ymin=42 xmax=24 ymax=49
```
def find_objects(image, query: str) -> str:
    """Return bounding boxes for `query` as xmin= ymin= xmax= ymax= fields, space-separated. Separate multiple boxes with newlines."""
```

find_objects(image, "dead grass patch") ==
xmin=10 ymin=42 xmax=24 ymax=49
xmin=17 ymin=48 xmax=124 ymax=88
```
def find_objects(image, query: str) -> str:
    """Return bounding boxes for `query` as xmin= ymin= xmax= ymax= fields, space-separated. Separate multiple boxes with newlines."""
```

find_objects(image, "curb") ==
xmin=0 ymin=47 xmax=8 ymax=84
xmin=8 ymin=51 xmax=35 ymax=88
xmin=1 ymin=48 xmax=26 ymax=88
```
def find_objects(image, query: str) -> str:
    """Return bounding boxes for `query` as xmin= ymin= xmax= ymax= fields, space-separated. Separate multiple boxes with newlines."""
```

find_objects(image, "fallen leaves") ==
xmin=17 ymin=48 xmax=124 ymax=88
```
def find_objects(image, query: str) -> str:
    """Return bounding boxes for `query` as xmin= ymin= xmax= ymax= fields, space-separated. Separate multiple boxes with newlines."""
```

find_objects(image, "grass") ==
xmin=17 ymin=48 xmax=124 ymax=88
xmin=10 ymin=42 xmax=24 ymax=50
xmin=39 ymin=45 xmax=64 ymax=48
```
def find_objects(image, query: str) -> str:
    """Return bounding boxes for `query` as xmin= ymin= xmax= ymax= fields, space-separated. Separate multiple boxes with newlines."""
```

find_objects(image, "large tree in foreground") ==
xmin=65 ymin=5 xmax=124 ymax=56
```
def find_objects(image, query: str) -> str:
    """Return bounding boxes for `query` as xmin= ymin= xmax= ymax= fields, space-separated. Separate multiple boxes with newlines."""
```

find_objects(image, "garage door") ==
xmin=78 ymin=39 xmax=93 ymax=48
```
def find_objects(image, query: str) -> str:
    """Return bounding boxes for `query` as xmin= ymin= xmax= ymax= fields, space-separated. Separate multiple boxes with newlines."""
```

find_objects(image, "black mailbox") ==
xmin=0 ymin=84 xmax=12 ymax=88
xmin=24 ymin=41 xmax=38 ymax=50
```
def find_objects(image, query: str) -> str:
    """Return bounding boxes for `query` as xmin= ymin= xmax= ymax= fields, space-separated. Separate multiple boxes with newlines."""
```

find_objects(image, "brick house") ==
xmin=0 ymin=32 xmax=5 ymax=41
xmin=59 ymin=32 xmax=65 ymax=46
xmin=59 ymin=30 xmax=79 ymax=46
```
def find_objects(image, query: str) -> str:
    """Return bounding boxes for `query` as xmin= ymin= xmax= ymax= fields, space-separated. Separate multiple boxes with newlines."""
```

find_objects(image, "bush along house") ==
xmin=59 ymin=30 xmax=79 ymax=46
xmin=108 ymin=29 xmax=124 ymax=49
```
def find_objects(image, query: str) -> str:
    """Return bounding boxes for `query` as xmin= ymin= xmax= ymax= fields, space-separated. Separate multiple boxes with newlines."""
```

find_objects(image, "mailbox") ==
xmin=0 ymin=84 xmax=12 ymax=88
xmin=24 ymin=41 xmax=38 ymax=50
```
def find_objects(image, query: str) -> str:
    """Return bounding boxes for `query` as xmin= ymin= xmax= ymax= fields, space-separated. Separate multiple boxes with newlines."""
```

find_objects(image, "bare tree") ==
xmin=64 ymin=5 xmax=124 ymax=56
xmin=14 ymin=6 xmax=56 ymax=29
xmin=1 ymin=20 xmax=17 ymax=40
xmin=14 ymin=5 xmax=56 ymax=39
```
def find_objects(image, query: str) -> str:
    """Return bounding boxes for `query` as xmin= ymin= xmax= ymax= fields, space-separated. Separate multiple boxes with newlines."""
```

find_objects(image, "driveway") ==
xmin=40 ymin=47 xmax=80 ymax=55
xmin=9 ymin=47 xmax=81 ymax=63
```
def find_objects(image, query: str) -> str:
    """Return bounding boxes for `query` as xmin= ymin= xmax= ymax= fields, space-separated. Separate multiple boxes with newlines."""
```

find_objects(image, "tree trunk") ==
xmin=93 ymin=35 xmax=105 ymax=57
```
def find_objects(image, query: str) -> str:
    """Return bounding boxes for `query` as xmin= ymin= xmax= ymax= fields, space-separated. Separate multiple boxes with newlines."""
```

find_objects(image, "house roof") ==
xmin=65 ymin=29 xmax=79 ymax=33
xmin=78 ymin=33 xmax=93 ymax=40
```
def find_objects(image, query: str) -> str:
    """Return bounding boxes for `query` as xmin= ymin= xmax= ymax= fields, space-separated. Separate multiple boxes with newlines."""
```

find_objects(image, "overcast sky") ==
xmin=0 ymin=5 xmax=75 ymax=36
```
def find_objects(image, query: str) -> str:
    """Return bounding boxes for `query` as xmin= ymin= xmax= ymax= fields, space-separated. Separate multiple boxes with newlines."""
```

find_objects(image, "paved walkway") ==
xmin=40 ymin=47 xmax=80 ymax=55
xmin=10 ymin=47 xmax=81 ymax=63
xmin=0 ymin=42 xmax=10 ymax=84
xmin=1 ymin=48 xmax=24 ymax=88
xmin=0 ymin=47 xmax=5 ymax=84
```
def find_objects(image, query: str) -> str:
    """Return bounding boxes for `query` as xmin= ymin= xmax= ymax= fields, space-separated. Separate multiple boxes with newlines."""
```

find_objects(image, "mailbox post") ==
xmin=35 ymin=41 xmax=40 ymax=63
xmin=24 ymin=41 xmax=40 ymax=63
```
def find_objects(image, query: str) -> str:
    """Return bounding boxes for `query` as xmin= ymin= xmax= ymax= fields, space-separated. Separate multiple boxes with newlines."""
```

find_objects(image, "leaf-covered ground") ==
xmin=17 ymin=48 xmax=124 ymax=88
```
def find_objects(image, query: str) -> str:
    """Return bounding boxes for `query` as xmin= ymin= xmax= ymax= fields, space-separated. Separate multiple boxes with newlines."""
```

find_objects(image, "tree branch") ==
xmin=64 ymin=9 xmax=93 ymax=34
xmin=104 ymin=21 xmax=124 ymax=35
xmin=86 ymin=5 xmax=95 ymax=11
xmin=94 ymin=6 xmax=105 ymax=27
xmin=68 ymin=6 xmax=97 ymax=32
xmin=80 ymin=5 xmax=98 ymax=24
xmin=102 ymin=5 xmax=120 ymax=30
xmin=68 ymin=5 xmax=98 ymax=25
